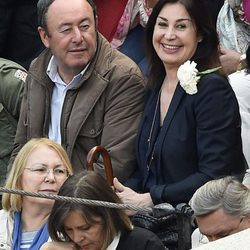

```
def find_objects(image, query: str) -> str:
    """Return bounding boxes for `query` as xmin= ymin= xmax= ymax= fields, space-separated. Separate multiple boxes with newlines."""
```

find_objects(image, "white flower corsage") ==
xmin=177 ymin=60 xmax=221 ymax=95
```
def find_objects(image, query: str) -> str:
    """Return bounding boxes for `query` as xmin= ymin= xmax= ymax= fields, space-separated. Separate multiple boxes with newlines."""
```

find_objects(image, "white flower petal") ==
xmin=177 ymin=60 xmax=200 ymax=95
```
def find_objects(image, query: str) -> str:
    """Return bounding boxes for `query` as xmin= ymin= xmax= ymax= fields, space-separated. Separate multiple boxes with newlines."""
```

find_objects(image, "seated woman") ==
xmin=41 ymin=171 xmax=165 ymax=250
xmin=114 ymin=0 xmax=245 ymax=208
xmin=0 ymin=138 xmax=73 ymax=250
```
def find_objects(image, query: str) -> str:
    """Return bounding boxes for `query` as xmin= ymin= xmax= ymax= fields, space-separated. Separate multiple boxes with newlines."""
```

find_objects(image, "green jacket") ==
xmin=0 ymin=58 xmax=26 ymax=186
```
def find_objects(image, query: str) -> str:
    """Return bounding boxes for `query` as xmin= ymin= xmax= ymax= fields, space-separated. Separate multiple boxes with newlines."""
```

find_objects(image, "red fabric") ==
xmin=95 ymin=0 xmax=128 ymax=41
xmin=243 ymin=0 xmax=250 ymax=23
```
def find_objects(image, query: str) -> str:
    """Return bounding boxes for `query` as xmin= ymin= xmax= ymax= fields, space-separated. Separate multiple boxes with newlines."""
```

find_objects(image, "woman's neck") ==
xmin=164 ymin=66 xmax=178 ymax=87
xmin=21 ymin=204 xmax=51 ymax=232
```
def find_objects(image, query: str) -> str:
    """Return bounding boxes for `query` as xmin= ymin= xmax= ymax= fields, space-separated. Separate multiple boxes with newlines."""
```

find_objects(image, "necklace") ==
xmin=147 ymin=88 xmax=161 ymax=170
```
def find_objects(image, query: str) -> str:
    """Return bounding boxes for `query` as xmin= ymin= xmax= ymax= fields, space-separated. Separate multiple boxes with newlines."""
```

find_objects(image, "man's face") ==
xmin=196 ymin=208 xmax=250 ymax=242
xmin=39 ymin=0 xmax=97 ymax=80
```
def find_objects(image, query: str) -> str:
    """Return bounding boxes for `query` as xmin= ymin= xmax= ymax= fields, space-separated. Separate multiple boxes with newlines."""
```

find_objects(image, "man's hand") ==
xmin=219 ymin=46 xmax=241 ymax=75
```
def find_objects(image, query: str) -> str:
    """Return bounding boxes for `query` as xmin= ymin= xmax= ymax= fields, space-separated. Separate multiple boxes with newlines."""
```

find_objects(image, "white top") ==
xmin=192 ymin=228 xmax=250 ymax=249
xmin=107 ymin=232 xmax=121 ymax=250
xmin=20 ymin=231 xmax=37 ymax=249
xmin=229 ymin=70 xmax=250 ymax=175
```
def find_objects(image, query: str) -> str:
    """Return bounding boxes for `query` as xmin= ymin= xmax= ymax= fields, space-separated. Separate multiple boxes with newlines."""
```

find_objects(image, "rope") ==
xmin=0 ymin=187 xmax=152 ymax=213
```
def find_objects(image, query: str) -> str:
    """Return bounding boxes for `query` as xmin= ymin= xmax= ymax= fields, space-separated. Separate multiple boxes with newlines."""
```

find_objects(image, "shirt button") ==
xmin=89 ymin=129 xmax=95 ymax=135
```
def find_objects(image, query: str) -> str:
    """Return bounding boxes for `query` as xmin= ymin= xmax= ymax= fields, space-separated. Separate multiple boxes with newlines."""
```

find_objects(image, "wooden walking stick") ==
xmin=86 ymin=146 xmax=114 ymax=186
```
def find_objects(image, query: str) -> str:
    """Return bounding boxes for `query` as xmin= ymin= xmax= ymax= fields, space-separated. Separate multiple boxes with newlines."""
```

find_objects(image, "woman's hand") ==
xmin=113 ymin=177 xmax=154 ymax=212
xmin=40 ymin=242 xmax=77 ymax=250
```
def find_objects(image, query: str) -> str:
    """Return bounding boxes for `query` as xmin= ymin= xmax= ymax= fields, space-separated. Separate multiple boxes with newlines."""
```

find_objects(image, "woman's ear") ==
xmin=198 ymin=35 xmax=203 ymax=43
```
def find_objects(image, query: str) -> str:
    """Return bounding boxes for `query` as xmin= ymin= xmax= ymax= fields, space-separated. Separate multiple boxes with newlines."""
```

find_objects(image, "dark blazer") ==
xmin=126 ymin=73 xmax=246 ymax=205
xmin=117 ymin=227 xmax=165 ymax=250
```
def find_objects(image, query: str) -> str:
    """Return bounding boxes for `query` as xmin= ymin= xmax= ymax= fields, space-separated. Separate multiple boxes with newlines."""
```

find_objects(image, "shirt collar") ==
xmin=46 ymin=56 xmax=89 ymax=86
xmin=106 ymin=232 xmax=121 ymax=250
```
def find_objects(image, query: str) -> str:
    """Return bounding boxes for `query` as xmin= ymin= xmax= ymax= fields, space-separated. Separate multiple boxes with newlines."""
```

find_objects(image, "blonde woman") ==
xmin=0 ymin=138 xmax=73 ymax=250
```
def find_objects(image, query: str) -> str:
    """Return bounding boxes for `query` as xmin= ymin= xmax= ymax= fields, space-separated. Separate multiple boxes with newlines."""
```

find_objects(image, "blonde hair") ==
xmin=2 ymin=138 xmax=73 ymax=211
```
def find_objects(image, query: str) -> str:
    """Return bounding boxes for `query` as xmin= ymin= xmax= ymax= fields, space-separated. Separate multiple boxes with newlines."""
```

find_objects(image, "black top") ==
xmin=117 ymin=227 xmax=165 ymax=250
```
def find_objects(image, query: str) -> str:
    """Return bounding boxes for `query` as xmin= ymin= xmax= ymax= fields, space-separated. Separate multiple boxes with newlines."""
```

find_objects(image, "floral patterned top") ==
xmin=111 ymin=0 xmax=152 ymax=49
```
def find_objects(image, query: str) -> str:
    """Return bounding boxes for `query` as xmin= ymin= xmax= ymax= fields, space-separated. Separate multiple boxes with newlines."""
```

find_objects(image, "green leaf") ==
xmin=197 ymin=66 xmax=221 ymax=76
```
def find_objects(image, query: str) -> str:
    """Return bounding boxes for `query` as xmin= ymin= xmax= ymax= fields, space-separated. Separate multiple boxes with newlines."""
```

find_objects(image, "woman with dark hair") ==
xmin=41 ymin=172 xmax=165 ymax=250
xmin=114 ymin=0 xmax=245 ymax=208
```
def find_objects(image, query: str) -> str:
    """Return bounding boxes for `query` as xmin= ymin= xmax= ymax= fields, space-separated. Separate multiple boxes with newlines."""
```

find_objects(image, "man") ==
xmin=0 ymin=58 xmax=26 ymax=186
xmin=11 ymin=0 xmax=145 ymax=181
xmin=189 ymin=176 xmax=250 ymax=246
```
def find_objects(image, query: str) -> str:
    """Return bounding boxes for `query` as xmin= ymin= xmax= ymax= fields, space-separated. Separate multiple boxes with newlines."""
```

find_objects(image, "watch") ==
xmin=236 ymin=54 xmax=247 ymax=72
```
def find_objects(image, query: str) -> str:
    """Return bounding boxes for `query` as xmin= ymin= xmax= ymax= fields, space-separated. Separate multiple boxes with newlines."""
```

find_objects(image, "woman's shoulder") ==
xmin=199 ymin=72 xmax=228 ymax=85
xmin=197 ymin=72 xmax=232 ymax=94
xmin=0 ymin=209 xmax=15 ymax=229
xmin=0 ymin=209 xmax=13 ymax=219
xmin=118 ymin=227 xmax=165 ymax=249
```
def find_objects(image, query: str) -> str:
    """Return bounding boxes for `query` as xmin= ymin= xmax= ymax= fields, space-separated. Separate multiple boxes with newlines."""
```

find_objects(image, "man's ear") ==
xmin=38 ymin=26 xmax=50 ymax=48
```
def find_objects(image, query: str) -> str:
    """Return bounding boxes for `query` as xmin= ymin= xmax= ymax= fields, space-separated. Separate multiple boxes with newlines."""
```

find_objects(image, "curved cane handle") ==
xmin=86 ymin=146 xmax=114 ymax=186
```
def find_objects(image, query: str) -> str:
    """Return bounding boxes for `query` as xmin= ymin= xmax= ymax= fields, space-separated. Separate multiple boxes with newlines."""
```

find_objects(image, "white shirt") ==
xmin=107 ymin=232 xmax=121 ymax=250
xmin=229 ymin=70 xmax=250 ymax=169
xmin=46 ymin=56 xmax=87 ymax=144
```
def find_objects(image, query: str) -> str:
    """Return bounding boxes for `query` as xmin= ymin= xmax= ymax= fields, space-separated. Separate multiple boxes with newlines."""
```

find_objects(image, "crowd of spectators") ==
xmin=0 ymin=0 xmax=250 ymax=249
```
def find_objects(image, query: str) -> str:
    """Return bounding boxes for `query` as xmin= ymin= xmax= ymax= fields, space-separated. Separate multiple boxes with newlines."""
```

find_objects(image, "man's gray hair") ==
xmin=190 ymin=176 xmax=250 ymax=217
xmin=37 ymin=0 xmax=97 ymax=32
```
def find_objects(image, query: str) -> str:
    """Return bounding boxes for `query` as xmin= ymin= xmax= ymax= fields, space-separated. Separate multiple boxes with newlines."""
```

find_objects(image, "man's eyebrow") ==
xmin=58 ymin=18 xmax=91 ymax=28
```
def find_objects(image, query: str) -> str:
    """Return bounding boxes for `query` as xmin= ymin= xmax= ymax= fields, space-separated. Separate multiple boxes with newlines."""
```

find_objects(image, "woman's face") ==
xmin=21 ymin=145 xmax=69 ymax=208
xmin=63 ymin=210 xmax=104 ymax=250
xmin=153 ymin=2 xmax=200 ymax=70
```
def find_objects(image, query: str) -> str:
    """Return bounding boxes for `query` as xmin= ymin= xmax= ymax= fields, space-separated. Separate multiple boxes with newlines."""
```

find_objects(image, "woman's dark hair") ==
xmin=145 ymin=0 xmax=221 ymax=87
xmin=48 ymin=171 xmax=132 ymax=249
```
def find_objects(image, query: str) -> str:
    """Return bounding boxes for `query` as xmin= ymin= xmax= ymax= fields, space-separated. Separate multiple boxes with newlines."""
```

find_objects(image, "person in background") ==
xmin=0 ymin=58 xmax=27 ymax=187
xmin=204 ymin=0 xmax=224 ymax=27
xmin=11 ymin=0 xmax=145 ymax=182
xmin=217 ymin=0 xmax=250 ymax=74
xmin=190 ymin=176 xmax=250 ymax=247
xmin=0 ymin=138 xmax=73 ymax=250
xmin=114 ymin=0 xmax=245 ymax=209
xmin=229 ymin=43 xmax=250 ymax=187
xmin=40 ymin=171 xmax=165 ymax=250
xmin=96 ymin=0 xmax=223 ymax=76
xmin=94 ymin=0 xmax=128 ymax=42
xmin=0 ymin=0 xmax=44 ymax=70
xmin=95 ymin=0 xmax=158 ymax=75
